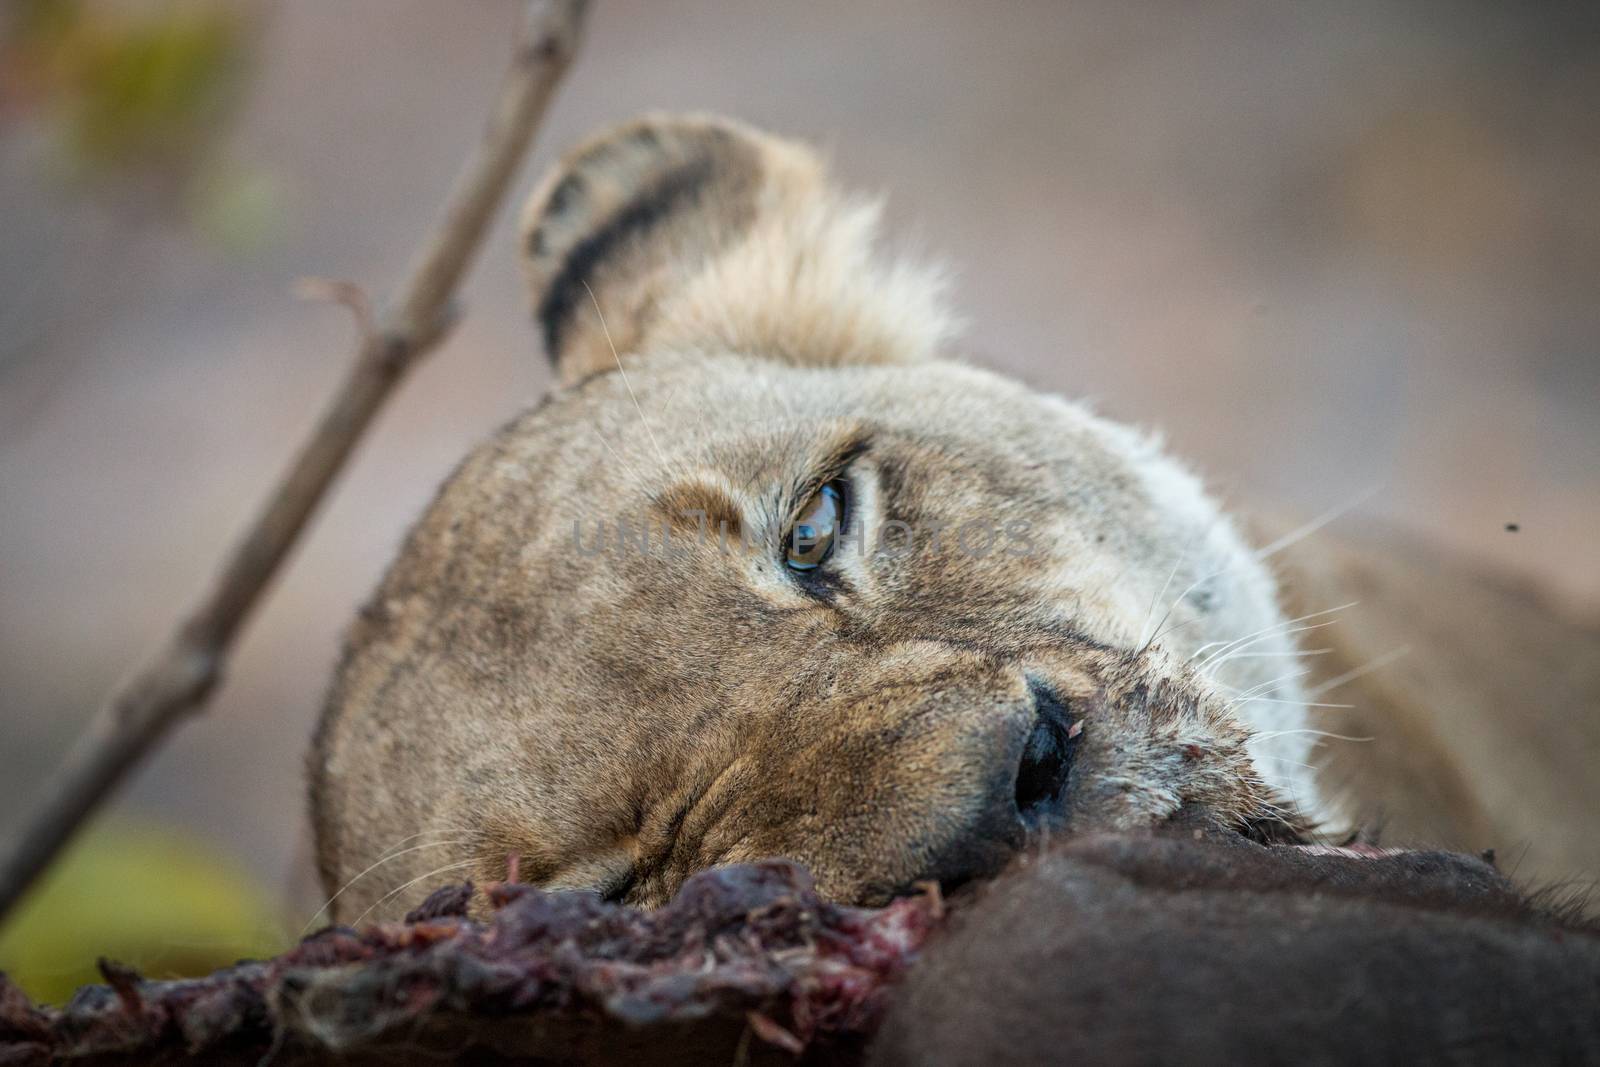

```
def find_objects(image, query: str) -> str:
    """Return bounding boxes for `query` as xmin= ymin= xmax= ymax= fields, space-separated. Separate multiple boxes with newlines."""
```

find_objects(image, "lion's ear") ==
xmin=519 ymin=114 xmax=955 ymax=385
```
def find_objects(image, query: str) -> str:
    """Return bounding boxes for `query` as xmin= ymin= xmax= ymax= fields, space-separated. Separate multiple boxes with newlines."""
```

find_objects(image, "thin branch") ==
xmin=0 ymin=0 xmax=590 ymax=924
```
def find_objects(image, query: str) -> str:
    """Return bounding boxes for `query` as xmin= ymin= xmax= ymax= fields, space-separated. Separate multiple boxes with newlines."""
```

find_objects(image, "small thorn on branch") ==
xmin=293 ymin=277 xmax=375 ymax=341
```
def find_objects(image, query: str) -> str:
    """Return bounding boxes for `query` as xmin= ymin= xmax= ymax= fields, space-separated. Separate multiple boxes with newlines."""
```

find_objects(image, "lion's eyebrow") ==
xmin=648 ymin=431 xmax=874 ymax=546
xmin=649 ymin=479 xmax=744 ymax=535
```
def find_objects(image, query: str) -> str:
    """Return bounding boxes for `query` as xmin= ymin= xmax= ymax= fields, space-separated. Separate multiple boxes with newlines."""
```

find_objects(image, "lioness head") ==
xmin=309 ymin=114 xmax=1327 ymax=920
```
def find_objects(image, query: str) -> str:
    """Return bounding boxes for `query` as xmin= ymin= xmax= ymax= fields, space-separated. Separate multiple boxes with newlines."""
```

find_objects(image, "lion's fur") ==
xmin=1270 ymin=519 xmax=1600 ymax=890
xmin=308 ymin=115 xmax=1400 ymax=921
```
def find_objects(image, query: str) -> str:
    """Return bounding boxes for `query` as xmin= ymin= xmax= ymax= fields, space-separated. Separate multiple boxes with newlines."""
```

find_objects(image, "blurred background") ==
xmin=1 ymin=0 xmax=1596 ymax=998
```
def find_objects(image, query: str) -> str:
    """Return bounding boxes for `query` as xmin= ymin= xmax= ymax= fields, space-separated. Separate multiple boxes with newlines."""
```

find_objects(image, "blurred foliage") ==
xmin=191 ymin=153 xmax=284 ymax=252
xmin=0 ymin=0 xmax=281 ymax=245
xmin=0 ymin=821 xmax=288 ymax=1006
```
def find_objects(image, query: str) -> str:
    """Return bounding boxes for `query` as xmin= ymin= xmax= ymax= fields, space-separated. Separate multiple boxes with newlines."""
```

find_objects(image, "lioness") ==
xmin=309 ymin=114 xmax=1599 ymax=921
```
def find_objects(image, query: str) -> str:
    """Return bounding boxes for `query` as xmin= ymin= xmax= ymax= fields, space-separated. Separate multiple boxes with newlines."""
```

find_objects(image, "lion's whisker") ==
xmin=1252 ymin=728 xmax=1374 ymax=743
xmin=1214 ymin=648 xmax=1334 ymax=662
xmin=585 ymin=279 xmax=668 ymax=468
xmin=1146 ymin=487 xmax=1376 ymax=652
xmin=1204 ymin=645 xmax=1331 ymax=677
xmin=1251 ymin=484 xmax=1382 ymax=563
xmin=1194 ymin=603 xmax=1356 ymax=671
xmin=589 ymin=425 xmax=644 ymax=485
xmin=1304 ymin=645 xmax=1412 ymax=699
xmin=1234 ymin=697 xmax=1355 ymax=710
xmin=1197 ymin=620 xmax=1343 ymax=680
xmin=301 ymin=837 xmax=474 ymax=934
xmin=1257 ymin=754 xmax=1318 ymax=771
xmin=1221 ymin=668 xmax=1313 ymax=701
xmin=349 ymin=859 xmax=478 ymax=929
xmin=1137 ymin=547 xmax=1190 ymax=650
xmin=1224 ymin=671 xmax=1306 ymax=697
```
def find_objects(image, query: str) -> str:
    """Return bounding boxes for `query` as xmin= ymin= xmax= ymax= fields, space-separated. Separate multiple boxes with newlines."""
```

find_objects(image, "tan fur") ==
xmin=1266 ymin=519 xmax=1600 ymax=889
xmin=310 ymin=115 xmax=1337 ymax=921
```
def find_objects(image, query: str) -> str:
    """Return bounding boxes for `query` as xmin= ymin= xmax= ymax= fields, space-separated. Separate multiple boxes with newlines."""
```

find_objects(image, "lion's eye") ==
xmin=786 ymin=481 xmax=844 ymax=571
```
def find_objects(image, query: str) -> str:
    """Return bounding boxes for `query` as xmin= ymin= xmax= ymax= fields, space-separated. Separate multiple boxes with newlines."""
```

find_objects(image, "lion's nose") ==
xmin=892 ymin=679 xmax=1084 ymax=895
xmin=912 ymin=680 xmax=1083 ymax=893
xmin=1012 ymin=680 xmax=1082 ymax=828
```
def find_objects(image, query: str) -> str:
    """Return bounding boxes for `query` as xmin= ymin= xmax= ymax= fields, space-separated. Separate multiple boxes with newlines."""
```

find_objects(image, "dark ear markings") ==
xmin=523 ymin=117 xmax=771 ymax=378
xmin=626 ymin=124 xmax=661 ymax=151
xmin=536 ymin=152 xmax=716 ymax=364
xmin=544 ymin=170 xmax=586 ymax=225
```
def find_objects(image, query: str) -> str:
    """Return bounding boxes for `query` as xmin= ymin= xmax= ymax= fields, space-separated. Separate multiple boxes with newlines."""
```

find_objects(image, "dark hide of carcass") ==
xmin=871 ymin=830 xmax=1600 ymax=1066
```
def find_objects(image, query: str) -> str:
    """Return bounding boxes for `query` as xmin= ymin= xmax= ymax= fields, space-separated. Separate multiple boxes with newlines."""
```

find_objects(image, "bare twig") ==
xmin=0 ymin=0 xmax=590 ymax=924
